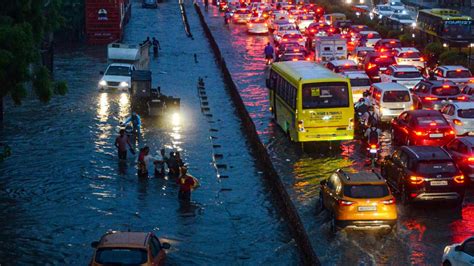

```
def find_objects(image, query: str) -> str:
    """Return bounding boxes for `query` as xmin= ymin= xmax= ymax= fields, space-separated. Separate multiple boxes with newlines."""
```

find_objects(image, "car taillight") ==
xmin=424 ymin=96 xmax=438 ymax=101
xmin=306 ymin=57 xmax=311 ymax=61
xmin=409 ymin=175 xmax=424 ymax=185
xmin=381 ymin=198 xmax=395 ymax=205
xmin=283 ymin=38 xmax=288 ymax=41
xmin=467 ymin=157 xmax=474 ymax=164
xmin=420 ymin=57 xmax=425 ymax=62
xmin=310 ymin=29 xmax=315 ymax=32
xmin=248 ymin=23 xmax=253 ymax=27
xmin=294 ymin=49 xmax=300 ymax=52
xmin=338 ymin=200 xmax=354 ymax=206
xmin=298 ymin=38 xmax=304 ymax=41
xmin=370 ymin=144 xmax=377 ymax=149
xmin=292 ymin=58 xmax=298 ymax=61
xmin=367 ymin=63 xmax=377 ymax=70
xmin=453 ymin=119 xmax=463 ymax=126
xmin=447 ymin=129 xmax=456 ymax=135
xmin=414 ymin=130 xmax=425 ymax=136
xmin=457 ymin=96 xmax=467 ymax=101
xmin=454 ymin=175 xmax=465 ymax=184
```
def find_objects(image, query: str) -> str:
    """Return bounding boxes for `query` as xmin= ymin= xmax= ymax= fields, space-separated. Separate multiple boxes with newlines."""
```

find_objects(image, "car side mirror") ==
xmin=91 ymin=241 xmax=99 ymax=248
xmin=455 ymin=245 xmax=463 ymax=252
xmin=99 ymin=71 xmax=104 ymax=75
xmin=320 ymin=179 xmax=327 ymax=186
xmin=161 ymin=242 xmax=171 ymax=249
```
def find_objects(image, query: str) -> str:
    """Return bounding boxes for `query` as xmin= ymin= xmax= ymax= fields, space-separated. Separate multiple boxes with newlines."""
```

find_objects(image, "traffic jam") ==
xmin=218 ymin=0 xmax=474 ymax=264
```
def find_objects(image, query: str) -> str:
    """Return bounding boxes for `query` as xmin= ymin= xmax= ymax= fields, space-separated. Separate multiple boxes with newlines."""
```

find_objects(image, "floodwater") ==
xmin=202 ymin=6 xmax=474 ymax=265
xmin=0 ymin=0 xmax=299 ymax=264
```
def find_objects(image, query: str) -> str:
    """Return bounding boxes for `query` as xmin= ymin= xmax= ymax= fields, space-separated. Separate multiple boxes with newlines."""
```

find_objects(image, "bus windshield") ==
xmin=302 ymin=82 xmax=349 ymax=109
xmin=443 ymin=20 xmax=473 ymax=38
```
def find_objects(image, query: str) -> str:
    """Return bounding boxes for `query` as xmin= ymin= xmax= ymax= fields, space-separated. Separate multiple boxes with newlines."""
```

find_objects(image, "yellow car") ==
xmin=319 ymin=169 xmax=397 ymax=231
xmin=90 ymin=231 xmax=170 ymax=266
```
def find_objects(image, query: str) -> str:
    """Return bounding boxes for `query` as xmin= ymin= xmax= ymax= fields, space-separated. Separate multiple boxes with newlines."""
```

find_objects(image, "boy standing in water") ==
xmin=115 ymin=129 xmax=132 ymax=160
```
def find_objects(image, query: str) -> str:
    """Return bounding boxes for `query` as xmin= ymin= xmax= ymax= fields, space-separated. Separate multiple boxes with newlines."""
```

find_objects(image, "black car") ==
xmin=362 ymin=52 xmax=396 ymax=83
xmin=143 ymin=0 xmax=158 ymax=8
xmin=381 ymin=146 xmax=466 ymax=205
xmin=411 ymin=80 xmax=464 ymax=110
xmin=443 ymin=137 xmax=474 ymax=184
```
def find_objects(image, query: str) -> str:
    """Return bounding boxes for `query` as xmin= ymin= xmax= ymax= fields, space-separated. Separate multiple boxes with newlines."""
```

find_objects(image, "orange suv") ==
xmin=90 ymin=231 xmax=170 ymax=266
xmin=319 ymin=169 xmax=397 ymax=232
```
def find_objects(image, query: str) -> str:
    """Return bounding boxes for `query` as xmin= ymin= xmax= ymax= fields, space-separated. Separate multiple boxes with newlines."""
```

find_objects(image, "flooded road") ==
xmin=202 ymin=5 xmax=474 ymax=265
xmin=0 ymin=0 xmax=298 ymax=264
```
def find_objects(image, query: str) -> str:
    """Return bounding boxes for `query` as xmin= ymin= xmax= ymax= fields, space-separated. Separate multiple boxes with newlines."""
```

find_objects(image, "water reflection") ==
xmin=118 ymin=92 xmax=130 ymax=119
xmin=97 ymin=93 xmax=109 ymax=122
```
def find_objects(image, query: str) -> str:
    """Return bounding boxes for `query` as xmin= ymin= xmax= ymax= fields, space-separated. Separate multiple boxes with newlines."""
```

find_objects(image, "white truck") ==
xmin=314 ymin=35 xmax=347 ymax=64
xmin=98 ymin=42 xmax=150 ymax=91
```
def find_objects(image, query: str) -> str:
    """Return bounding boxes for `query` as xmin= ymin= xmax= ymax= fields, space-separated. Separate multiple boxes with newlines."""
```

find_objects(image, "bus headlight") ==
xmin=298 ymin=120 xmax=305 ymax=132
xmin=411 ymin=22 xmax=416 ymax=28
xmin=99 ymin=80 xmax=107 ymax=86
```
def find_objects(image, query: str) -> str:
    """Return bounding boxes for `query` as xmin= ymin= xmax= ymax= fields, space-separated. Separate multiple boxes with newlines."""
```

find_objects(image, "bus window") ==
xmin=302 ymin=82 xmax=349 ymax=109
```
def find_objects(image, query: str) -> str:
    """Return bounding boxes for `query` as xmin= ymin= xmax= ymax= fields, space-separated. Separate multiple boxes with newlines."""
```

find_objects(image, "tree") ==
xmin=0 ymin=0 xmax=66 ymax=122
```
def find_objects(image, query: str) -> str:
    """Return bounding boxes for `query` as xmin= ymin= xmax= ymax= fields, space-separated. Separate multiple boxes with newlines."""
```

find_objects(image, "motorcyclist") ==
xmin=264 ymin=42 xmax=274 ymax=65
xmin=362 ymin=105 xmax=379 ymax=128
xmin=123 ymin=111 xmax=142 ymax=134
xmin=365 ymin=124 xmax=382 ymax=146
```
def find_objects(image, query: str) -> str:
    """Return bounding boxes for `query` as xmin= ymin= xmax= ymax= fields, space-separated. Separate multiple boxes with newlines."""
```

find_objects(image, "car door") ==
xmin=441 ymin=104 xmax=455 ymax=125
xmin=150 ymin=236 xmax=166 ymax=265
xmin=393 ymin=112 xmax=408 ymax=141
xmin=384 ymin=150 xmax=400 ymax=186
xmin=453 ymin=239 xmax=474 ymax=266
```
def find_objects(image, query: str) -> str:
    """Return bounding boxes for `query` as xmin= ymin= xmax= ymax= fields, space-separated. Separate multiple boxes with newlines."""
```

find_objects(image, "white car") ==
xmin=279 ymin=32 xmax=305 ymax=47
xmin=98 ymin=63 xmax=135 ymax=91
xmin=247 ymin=18 xmax=269 ymax=34
xmin=344 ymin=71 xmax=371 ymax=102
xmin=296 ymin=15 xmax=315 ymax=32
xmin=434 ymin=65 xmax=474 ymax=85
xmin=394 ymin=47 xmax=425 ymax=69
xmin=273 ymin=24 xmax=298 ymax=42
xmin=351 ymin=46 xmax=375 ymax=65
xmin=461 ymin=83 xmax=474 ymax=101
xmin=388 ymin=13 xmax=416 ymax=27
xmin=326 ymin=59 xmax=359 ymax=73
xmin=388 ymin=1 xmax=404 ymax=12
xmin=269 ymin=16 xmax=291 ymax=31
xmin=372 ymin=5 xmax=394 ymax=18
xmin=442 ymin=236 xmax=474 ymax=266
xmin=354 ymin=31 xmax=381 ymax=47
xmin=380 ymin=65 xmax=423 ymax=89
xmin=232 ymin=8 xmax=252 ymax=24
xmin=440 ymin=102 xmax=474 ymax=136
xmin=274 ymin=28 xmax=300 ymax=43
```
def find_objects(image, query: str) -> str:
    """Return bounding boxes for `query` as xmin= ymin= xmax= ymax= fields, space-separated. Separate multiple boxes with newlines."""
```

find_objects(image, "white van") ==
xmin=369 ymin=82 xmax=414 ymax=122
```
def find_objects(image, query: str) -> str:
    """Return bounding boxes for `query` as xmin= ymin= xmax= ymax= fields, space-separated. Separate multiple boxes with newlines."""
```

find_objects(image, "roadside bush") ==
xmin=54 ymin=80 xmax=68 ymax=95
xmin=32 ymin=66 xmax=53 ymax=103
xmin=399 ymin=33 xmax=415 ymax=46
xmin=439 ymin=50 xmax=468 ymax=66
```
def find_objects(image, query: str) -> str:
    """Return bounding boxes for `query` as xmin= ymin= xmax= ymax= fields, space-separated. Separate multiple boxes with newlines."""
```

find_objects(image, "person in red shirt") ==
xmin=177 ymin=167 xmax=196 ymax=202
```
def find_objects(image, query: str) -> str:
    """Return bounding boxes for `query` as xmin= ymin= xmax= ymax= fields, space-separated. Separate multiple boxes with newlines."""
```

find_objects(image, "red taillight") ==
xmin=467 ymin=157 xmax=474 ymax=164
xmin=367 ymin=63 xmax=377 ymax=70
xmin=410 ymin=193 xmax=418 ymax=198
xmin=457 ymin=96 xmax=467 ymax=101
xmin=454 ymin=175 xmax=465 ymax=184
xmin=292 ymin=58 xmax=298 ymax=61
xmin=420 ymin=57 xmax=425 ymax=62
xmin=305 ymin=57 xmax=311 ymax=61
xmin=298 ymin=38 xmax=304 ymax=41
xmin=453 ymin=119 xmax=463 ymax=126
xmin=283 ymin=38 xmax=288 ymax=41
xmin=370 ymin=144 xmax=377 ymax=149
xmin=390 ymin=40 xmax=396 ymax=44
xmin=294 ymin=49 xmax=300 ymax=52
xmin=424 ymin=96 xmax=439 ymax=101
xmin=442 ymin=84 xmax=450 ymax=88
xmin=448 ymin=130 xmax=456 ymax=135
xmin=429 ymin=122 xmax=437 ymax=126
xmin=310 ymin=29 xmax=315 ymax=32
xmin=456 ymin=69 xmax=462 ymax=72
xmin=381 ymin=198 xmax=395 ymax=205
xmin=414 ymin=130 xmax=425 ymax=136
xmin=338 ymin=200 xmax=354 ymax=206
xmin=409 ymin=175 xmax=424 ymax=185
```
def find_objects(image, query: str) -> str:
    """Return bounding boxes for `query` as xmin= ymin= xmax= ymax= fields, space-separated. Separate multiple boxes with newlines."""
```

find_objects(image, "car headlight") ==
xmin=99 ymin=80 xmax=107 ymax=86
xmin=443 ymin=246 xmax=450 ymax=255
xmin=119 ymin=81 xmax=129 ymax=87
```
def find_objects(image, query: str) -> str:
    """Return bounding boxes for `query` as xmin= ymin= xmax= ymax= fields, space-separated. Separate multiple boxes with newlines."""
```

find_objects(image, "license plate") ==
xmin=358 ymin=206 xmax=376 ymax=212
xmin=430 ymin=180 xmax=448 ymax=186
xmin=369 ymin=148 xmax=377 ymax=154
xmin=429 ymin=133 xmax=443 ymax=138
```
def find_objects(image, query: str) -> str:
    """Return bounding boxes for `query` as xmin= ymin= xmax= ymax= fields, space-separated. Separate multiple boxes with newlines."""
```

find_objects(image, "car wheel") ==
xmin=401 ymin=183 xmax=410 ymax=206
xmin=442 ymin=260 xmax=452 ymax=266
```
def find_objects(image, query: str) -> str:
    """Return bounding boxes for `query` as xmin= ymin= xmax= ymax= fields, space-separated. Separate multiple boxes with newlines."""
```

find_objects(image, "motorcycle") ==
xmin=367 ymin=143 xmax=379 ymax=169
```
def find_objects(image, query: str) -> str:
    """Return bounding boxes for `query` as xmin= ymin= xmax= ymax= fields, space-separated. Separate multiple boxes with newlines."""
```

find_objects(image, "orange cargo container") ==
xmin=85 ymin=0 xmax=131 ymax=45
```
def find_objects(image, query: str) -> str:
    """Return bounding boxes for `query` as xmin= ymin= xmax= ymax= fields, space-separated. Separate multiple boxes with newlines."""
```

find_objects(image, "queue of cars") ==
xmin=219 ymin=1 xmax=473 ymax=263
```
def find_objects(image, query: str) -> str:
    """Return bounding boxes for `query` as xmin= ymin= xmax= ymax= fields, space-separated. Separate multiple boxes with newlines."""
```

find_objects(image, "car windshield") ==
xmin=302 ymin=82 xmax=349 ymax=109
xmin=383 ymin=90 xmax=411 ymax=102
xmin=443 ymin=21 xmax=473 ymax=38
xmin=394 ymin=71 xmax=421 ymax=78
xmin=446 ymin=70 xmax=472 ymax=78
xmin=432 ymin=86 xmax=461 ymax=96
xmin=371 ymin=56 xmax=395 ymax=65
xmin=105 ymin=66 xmax=131 ymax=76
xmin=343 ymin=185 xmax=389 ymax=198
xmin=280 ymin=54 xmax=306 ymax=61
xmin=337 ymin=65 xmax=359 ymax=72
xmin=458 ymin=108 xmax=474 ymax=118
xmin=378 ymin=6 xmax=391 ymax=11
xmin=417 ymin=161 xmax=457 ymax=174
xmin=391 ymin=2 xmax=403 ymax=6
xmin=382 ymin=41 xmax=401 ymax=49
xmin=350 ymin=78 xmax=371 ymax=86
xmin=399 ymin=51 xmax=421 ymax=58
xmin=396 ymin=15 xmax=412 ymax=20
xmin=416 ymin=116 xmax=449 ymax=126
xmin=95 ymin=248 xmax=148 ymax=265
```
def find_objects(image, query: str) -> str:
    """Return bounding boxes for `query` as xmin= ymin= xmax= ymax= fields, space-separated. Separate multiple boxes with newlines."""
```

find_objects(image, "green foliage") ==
xmin=423 ymin=42 xmax=445 ymax=58
xmin=439 ymin=51 xmax=467 ymax=66
xmin=0 ymin=0 xmax=67 ymax=108
xmin=33 ymin=66 xmax=53 ymax=103
xmin=399 ymin=33 xmax=414 ymax=46
xmin=54 ymin=80 xmax=68 ymax=95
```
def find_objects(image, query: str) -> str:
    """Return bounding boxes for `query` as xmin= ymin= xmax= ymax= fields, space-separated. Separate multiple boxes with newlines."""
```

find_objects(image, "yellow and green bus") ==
xmin=266 ymin=61 xmax=354 ymax=142
xmin=416 ymin=9 xmax=474 ymax=47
